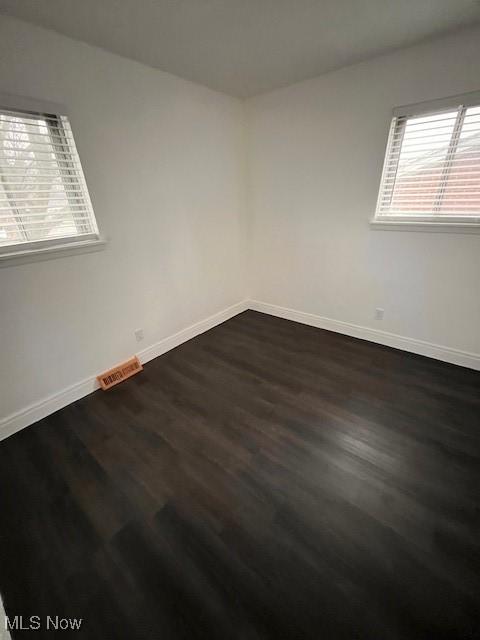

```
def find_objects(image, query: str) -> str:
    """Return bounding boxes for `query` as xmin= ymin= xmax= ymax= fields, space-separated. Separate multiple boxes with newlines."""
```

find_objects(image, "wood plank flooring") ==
xmin=0 ymin=310 xmax=479 ymax=639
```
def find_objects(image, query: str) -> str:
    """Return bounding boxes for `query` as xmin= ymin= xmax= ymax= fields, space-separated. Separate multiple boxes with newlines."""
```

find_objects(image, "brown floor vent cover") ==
xmin=97 ymin=356 xmax=143 ymax=390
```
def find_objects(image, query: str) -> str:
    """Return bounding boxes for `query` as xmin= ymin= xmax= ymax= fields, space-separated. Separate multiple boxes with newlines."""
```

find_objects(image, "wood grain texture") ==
xmin=0 ymin=310 xmax=479 ymax=639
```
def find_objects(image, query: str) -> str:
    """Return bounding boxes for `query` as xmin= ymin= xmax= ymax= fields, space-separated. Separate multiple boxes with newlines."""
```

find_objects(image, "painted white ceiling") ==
xmin=1 ymin=0 xmax=480 ymax=97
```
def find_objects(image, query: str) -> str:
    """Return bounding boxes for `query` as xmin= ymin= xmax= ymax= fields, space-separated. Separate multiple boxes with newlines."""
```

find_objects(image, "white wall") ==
xmin=247 ymin=26 xmax=480 ymax=358
xmin=0 ymin=16 xmax=247 ymax=422
xmin=1 ymin=16 xmax=480 ymax=429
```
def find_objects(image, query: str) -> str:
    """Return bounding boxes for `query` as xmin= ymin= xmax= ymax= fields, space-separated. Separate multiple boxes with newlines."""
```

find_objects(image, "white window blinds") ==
xmin=375 ymin=98 xmax=480 ymax=223
xmin=0 ymin=107 xmax=99 ymax=251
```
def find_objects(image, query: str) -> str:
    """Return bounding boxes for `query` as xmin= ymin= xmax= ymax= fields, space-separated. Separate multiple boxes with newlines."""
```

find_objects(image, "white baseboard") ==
xmin=2 ymin=297 xmax=477 ymax=442
xmin=249 ymin=300 xmax=480 ymax=371
xmin=0 ymin=300 xmax=249 ymax=442
xmin=137 ymin=300 xmax=248 ymax=364
xmin=0 ymin=376 xmax=98 ymax=443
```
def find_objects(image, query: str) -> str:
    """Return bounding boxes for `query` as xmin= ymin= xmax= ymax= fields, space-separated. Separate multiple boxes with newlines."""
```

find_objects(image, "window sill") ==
xmin=0 ymin=236 xmax=107 ymax=267
xmin=369 ymin=219 xmax=480 ymax=234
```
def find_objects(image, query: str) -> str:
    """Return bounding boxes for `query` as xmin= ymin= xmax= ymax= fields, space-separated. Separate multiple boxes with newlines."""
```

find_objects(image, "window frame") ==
xmin=0 ymin=93 xmax=105 ymax=266
xmin=371 ymin=90 xmax=480 ymax=233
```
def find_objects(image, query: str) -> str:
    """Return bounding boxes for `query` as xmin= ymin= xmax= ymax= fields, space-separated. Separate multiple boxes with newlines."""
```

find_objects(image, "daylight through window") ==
xmin=375 ymin=101 xmax=480 ymax=224
xmin=0 ymin=108 xmax=99 ymax=252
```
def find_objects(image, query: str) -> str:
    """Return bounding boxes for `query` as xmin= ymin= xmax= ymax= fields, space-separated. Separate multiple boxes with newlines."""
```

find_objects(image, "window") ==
xmin=0 ymin=99 xmax=101 ymax=259
xmin=374 ymin=92 xmax=480 ymax=229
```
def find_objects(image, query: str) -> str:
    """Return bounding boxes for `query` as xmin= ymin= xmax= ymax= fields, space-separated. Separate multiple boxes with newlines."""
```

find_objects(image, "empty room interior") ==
xmin=1 ymin=1 xmax=480 ymax=638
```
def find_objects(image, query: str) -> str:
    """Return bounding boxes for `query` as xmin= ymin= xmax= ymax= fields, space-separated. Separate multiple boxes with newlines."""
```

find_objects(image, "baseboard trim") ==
xmin=137 ymin=300 xmax=248 ymax=364
xmin=248 ymin=300 xmax=480 ymax=371
xmin=2 ymin=297 xmax=477 ymax=442
xmin=0 ymin=300 xmax=249 ymax=442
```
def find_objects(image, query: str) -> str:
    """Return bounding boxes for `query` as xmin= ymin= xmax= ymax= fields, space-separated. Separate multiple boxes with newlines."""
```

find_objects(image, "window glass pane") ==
xmin=438 ymin=106 xmax=480 ymax=215
xmin=0 ymin=110 xmax=98 ymax=248
xmin=389 ymin=111 xmax=457 ymax=215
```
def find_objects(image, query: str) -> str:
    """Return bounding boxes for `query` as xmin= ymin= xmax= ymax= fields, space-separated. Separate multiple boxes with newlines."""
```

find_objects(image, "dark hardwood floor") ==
xmin=0 ymin=310 xmax=479 ymax=639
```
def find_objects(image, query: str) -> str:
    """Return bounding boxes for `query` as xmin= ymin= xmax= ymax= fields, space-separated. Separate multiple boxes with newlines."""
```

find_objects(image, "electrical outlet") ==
xmin=134 ymin=328 xmax=144 ymax=342
xmin=375 ymin=308 xmax=384 ymax=320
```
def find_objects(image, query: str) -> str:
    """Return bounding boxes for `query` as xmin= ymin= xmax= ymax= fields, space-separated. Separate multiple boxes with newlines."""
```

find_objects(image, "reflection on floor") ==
xmin=0 ymin=310 xmax=479 ymax=639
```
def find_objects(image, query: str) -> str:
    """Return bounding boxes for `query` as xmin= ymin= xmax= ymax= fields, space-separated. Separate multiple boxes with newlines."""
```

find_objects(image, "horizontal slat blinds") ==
xmin=0 ymin=108 xmax=99 ymax=248
xmin=376 ymin=104 xmax=480 ymax=221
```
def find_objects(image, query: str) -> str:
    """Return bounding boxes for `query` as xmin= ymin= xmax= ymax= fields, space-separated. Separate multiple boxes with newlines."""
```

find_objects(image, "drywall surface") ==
xmin=0 ymin=16 xmax=247 ymax=422
xmin=1 ymin=16 xmax=480 ymax=429
xmin=247 ymin=25 xmax=480 ymax=357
